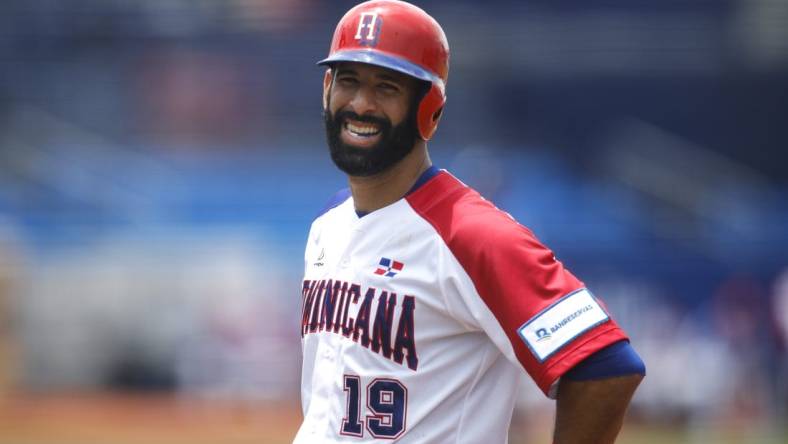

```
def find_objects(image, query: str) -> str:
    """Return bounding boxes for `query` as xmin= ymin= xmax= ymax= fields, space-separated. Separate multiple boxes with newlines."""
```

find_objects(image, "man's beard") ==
xmin=324 ymin=107 xmax=420 ymax=177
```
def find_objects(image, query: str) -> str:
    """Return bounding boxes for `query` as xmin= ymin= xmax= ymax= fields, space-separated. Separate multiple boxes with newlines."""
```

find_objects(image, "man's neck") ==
xmin=348 ymin=143 xmax=432 ymax=214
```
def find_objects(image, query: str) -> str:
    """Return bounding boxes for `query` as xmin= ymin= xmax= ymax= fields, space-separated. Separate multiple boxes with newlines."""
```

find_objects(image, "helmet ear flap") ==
xmin=417 ymin=84 xmax=446 ymax=141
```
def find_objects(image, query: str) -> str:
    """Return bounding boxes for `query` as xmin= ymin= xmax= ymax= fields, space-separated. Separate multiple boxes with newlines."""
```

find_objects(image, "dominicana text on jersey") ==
xmin=301 ymin=277 xmax=419 ymax=371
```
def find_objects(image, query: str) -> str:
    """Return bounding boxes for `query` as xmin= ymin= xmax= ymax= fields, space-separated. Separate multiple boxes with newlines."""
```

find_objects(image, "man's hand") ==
xmin=553 ymin=374 xmax=643 ymax=444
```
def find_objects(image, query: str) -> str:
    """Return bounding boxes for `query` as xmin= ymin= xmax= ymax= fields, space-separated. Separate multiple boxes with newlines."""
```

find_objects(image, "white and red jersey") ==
xmin=294 ymin=168 xmax=628 ymax=443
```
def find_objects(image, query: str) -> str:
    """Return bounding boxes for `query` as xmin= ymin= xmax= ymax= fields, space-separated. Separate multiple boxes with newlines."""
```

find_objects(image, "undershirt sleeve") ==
xmin=563 ymin=340 xmax=646 ymax=381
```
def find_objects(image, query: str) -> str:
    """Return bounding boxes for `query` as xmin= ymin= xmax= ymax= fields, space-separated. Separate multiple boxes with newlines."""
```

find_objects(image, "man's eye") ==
xmin=379 ymin=83 xmax=399 ymax=92
xmin=337 ymin=77 xmax=358 ymax=86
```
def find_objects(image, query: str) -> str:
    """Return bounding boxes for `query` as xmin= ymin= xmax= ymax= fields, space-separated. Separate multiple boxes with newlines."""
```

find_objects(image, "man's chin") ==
xmin=330 ymin=145 xmax=384 ymax=177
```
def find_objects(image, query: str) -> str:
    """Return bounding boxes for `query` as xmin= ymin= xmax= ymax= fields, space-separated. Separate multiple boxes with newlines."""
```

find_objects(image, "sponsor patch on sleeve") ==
xmin=517 ymin=288 xmax=609 ymax=362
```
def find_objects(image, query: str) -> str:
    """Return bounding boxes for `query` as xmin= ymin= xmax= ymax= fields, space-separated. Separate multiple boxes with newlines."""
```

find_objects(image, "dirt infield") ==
xmin=1 ymin=392 xmax=785 ymax=444
xmin=0 ymin=393 xmax=301 ymax=444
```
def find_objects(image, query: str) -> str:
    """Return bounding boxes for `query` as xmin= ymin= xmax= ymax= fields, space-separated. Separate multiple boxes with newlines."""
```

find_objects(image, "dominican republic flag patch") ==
xmin=374 ymin=257 xmax=404 ymax=277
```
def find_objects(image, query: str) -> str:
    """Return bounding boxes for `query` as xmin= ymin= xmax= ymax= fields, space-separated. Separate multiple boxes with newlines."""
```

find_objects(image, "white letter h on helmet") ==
xmin=355 ymin=13 xmax=379 ymax=40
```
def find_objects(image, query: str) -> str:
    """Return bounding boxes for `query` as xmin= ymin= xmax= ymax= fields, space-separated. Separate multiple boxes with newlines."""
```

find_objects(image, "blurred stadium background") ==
xmin=0 ymin=0 xmax=787 ymax=443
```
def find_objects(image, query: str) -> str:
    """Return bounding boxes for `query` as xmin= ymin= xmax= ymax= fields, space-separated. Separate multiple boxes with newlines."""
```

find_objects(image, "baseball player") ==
xmin=296 ymin=1 xmax=645 ymax=442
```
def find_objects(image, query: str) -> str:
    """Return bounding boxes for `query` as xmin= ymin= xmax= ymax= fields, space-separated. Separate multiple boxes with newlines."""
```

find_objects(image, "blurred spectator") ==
xmin=135 ymin=50 xmax=261 ymax=149
xmin=772 ymin=268 xmax=788 ymax=419
xmin=0 ymin=223 xmax=25 ymax=394
xmin=228 ymin=0 xmax=318 ymax=33
xmin=173 ymin=244 xmax=298 ymax=400
xmin=711 ymin=275 xmax=777 ymax=423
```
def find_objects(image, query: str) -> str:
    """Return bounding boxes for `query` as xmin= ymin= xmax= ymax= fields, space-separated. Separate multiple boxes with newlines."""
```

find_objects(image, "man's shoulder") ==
xmin=407 ymin=170 xmax=531 ymax=248
xmin=314 ymin=187 xmax=352 ymax=221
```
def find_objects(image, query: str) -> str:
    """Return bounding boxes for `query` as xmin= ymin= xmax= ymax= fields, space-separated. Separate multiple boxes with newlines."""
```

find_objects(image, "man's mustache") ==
xmin=334 ymin=110 xmax=391 ymax=129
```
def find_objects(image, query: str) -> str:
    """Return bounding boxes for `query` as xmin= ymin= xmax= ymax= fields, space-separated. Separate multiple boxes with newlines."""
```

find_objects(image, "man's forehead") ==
xmin=333 ymin=62 xmax=413 ymax=83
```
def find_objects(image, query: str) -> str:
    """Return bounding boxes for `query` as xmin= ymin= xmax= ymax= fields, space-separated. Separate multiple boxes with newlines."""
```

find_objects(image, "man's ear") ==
xmin=322 ymin=69 xmax=332 ymax=110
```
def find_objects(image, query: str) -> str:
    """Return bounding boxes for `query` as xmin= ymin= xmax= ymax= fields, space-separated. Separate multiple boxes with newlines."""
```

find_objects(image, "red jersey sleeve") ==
xmin=407 ymin=171 xmax=629 ymax=397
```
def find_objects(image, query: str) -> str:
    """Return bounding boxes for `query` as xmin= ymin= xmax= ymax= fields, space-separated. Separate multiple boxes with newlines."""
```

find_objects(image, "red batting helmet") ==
xmin=318 ymin=0 xmax=450 ymax=141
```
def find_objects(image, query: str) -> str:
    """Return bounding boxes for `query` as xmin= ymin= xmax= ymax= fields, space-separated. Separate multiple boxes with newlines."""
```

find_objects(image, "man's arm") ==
xmin=553 ymin=374 xmax=643 ymax=444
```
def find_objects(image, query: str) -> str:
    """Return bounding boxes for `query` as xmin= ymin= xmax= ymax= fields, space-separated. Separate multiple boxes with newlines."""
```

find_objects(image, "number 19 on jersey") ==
xmin=341 ymin=375 xmax=408 ymax=439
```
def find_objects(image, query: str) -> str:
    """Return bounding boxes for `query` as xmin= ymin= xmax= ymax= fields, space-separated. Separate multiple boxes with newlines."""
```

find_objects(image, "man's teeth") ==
xmin=346 ymin=122 xmax=380 ymax=136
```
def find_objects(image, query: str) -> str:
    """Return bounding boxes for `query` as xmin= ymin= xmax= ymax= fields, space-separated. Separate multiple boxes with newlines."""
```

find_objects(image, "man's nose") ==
xmin=349 ymin=86 xmax=378 ymax=116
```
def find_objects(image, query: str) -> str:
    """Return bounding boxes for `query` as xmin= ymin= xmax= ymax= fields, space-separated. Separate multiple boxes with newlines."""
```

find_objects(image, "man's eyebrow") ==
xmin=333 ymin=67 xmax=406 ymax=85
xmin=334 ymin=67 xmax=358 ymax=76
xmin=376 ymin=73 xmax=406 ymax=84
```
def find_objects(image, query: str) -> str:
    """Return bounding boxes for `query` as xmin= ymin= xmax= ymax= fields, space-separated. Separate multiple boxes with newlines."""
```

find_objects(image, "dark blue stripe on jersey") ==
xmin=563 ymin=340 xmax=645 ymax=381
xmin=315 ymin=188 xmax=352 ymax=220
xmin=405 ymin=165 xmax=440 ymax=196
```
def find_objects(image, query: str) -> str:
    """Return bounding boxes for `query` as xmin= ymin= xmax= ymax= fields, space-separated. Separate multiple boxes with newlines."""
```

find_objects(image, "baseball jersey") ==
xmin=294 ymin=167 xmax=628 ymax=443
